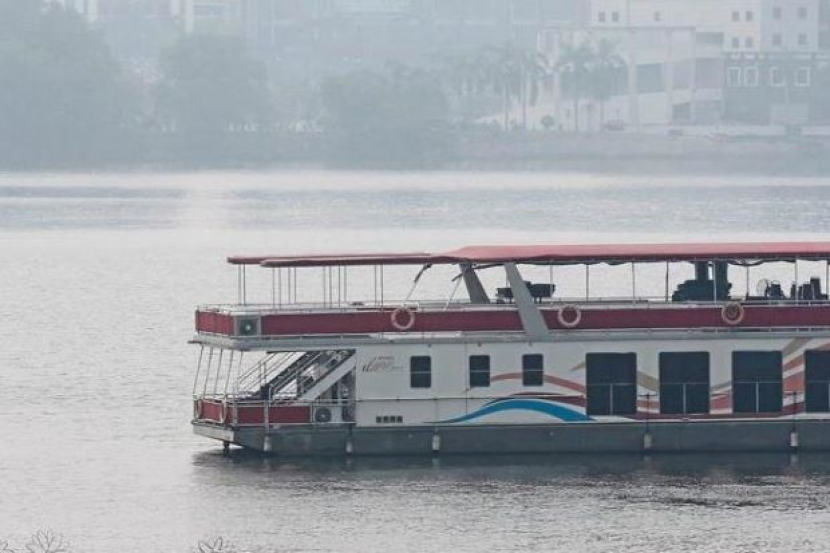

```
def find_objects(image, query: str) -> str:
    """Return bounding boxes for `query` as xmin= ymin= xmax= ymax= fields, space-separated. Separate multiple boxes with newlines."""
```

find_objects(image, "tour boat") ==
xmin=191 ymin=242 xmax=830 ymax=455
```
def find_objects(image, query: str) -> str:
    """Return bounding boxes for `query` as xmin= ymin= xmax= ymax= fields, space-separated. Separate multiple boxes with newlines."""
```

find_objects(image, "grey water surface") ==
xmin=2 ymin=170 xmax=830 ymax=552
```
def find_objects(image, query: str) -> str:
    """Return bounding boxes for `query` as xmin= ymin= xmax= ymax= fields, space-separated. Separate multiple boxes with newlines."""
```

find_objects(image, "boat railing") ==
xmin=198 ymin=296 xmax=830 ymax=315
xmin=193 ymin=391 xmax=811 ymax=428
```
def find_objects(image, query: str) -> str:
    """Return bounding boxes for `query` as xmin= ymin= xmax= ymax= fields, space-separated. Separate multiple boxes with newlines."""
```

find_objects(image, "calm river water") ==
xmin=2 ymin=170 xmax=830 ymax=552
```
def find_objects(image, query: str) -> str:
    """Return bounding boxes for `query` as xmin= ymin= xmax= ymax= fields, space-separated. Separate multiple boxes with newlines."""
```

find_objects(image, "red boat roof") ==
xmin=228 ymin=242 xmax=830 ymax=268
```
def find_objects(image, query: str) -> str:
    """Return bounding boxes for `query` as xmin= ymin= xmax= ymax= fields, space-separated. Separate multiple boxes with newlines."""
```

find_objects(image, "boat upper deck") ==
xmin=194 ymin=241 xmax=830 ymax=344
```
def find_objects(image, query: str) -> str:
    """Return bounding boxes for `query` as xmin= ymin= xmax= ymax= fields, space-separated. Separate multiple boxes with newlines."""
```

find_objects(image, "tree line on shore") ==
xmin=1 ymin=0 xmax=630 ymax=169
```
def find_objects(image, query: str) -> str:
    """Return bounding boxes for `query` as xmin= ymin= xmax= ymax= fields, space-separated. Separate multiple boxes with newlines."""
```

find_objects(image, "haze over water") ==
xmin=3 ymin=170 xmax=830 ymax=552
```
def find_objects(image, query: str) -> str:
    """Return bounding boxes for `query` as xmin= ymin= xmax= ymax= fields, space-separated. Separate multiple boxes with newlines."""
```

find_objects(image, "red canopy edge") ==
xmin=228 ymin=242 xmax=830 ymax=268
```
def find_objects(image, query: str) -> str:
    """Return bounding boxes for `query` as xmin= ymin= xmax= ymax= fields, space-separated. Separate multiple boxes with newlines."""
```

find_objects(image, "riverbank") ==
xmin=4 ymin=130 xmax=830 ymax=175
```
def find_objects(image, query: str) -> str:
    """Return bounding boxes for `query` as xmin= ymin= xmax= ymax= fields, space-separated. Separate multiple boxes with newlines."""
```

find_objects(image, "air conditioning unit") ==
xmin=312 ymin=406 xmax=342 ymax=424
xmin=235 ymin=316 xmax=260 ymax=337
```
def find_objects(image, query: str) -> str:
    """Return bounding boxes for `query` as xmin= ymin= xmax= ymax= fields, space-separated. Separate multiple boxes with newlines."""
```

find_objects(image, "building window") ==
xmin=611 ymin=11 xmax=620 ymax=23
xmin=732 ymin=351 xmax=783 ymax=413
xmin=744 ymin=66 xmax=760 ymax=86
xmin=410 ymin=356 xmax=431 ymax=388
xmin=469 ymin=355 xmax=490 ymax=388
xmin=773 ymin=6 xmax=782 ymax=19
xmin=727 ymin=66 xmax=742 ymax=86
xmin=522 ymin=354 xmax=544 ymax=387
xmin=732 ymin=37 xmax=740 ymax=49
xmin=732 ymin=11 xmax=740 ymax=22
xmin=806 ymin=351 xmax=830 ymax=413
xmin=795 ymin=67 xmax=811 ymax=86
xmin=773 ymin=33 xmax=783 ymax=47
xmin=745 ymin=11 xmax=754 ymax=21
xmin=659 ymin=353 xmax=711 ymax=415
xmin=799 ymin=6 xmax=808 ymax=19
xmin=586 ymin=353 xmax=638 ymax=416
xmin=769 ymin=67 xmax=786 ymax=86
xmin=598 ymin=11 xmax=606 ymax=22
xmin=745 ymin=37 xmax=755 ymax=48
xmin=798 ymin=33 xmax=808 ymax=46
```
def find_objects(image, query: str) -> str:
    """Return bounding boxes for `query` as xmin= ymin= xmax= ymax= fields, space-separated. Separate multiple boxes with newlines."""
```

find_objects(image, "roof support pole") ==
xmin=202 ymin=347 xmax=214 ymax=397
xmin=192 ymin=345 xmax=205 ymax=397
xmin=461 ymin=263 xmax=490 ymax=304
xmin=631 ymin=263 xmax=637 ymax=304
xmin=665 ymin=262 xmax=670 ymax=302
xmin=504 ymin=263 xmax=549 ymax=341
xmin=586 ymin=265 xmax=590 ymax=301
xmin=795 ymin=259 xmax=799 ymax=302
xmin=213 ymin=349 xmax=224 ymax=395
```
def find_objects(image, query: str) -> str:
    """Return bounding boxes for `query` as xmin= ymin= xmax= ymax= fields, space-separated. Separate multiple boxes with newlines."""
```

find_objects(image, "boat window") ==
xmin=805 ymin=350 xmax=830 ymax=413
xmin=469 ymin=355 xmax=491 ymax=388
xmin=732 ymin=351 xmax=782 ymax=413
xmin=410 ymin=356 xmax=432 ymax=389
xmin=586 ymin=353 xmax=638 ymax=416
xmin=659 ymin=352 xmax=710 ymax=414
xmin=522 ymin=354 xmax=544 ymax=386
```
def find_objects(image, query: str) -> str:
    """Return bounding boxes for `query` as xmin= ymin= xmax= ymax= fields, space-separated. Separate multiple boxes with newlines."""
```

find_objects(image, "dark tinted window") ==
xmin=806 ymin=350 xmax=830 ymax=413
xmin=410 ymin=356 xmax=432 ymax=389
xmin=469 ymin=355 xmax=490 ymax=388
xmin=522 ymin=354 xmax=544 ymax=386
xmin=586 ymin=353 xmax=637 ymax=415
xmin=659 ymin=352 xmax=710 ymax=414
xmin=732 ymin=351 xmax=782 ymax=413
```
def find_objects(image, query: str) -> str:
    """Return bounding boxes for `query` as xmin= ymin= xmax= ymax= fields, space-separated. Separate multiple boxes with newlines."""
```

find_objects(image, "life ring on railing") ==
xmin=557 ymin=305 xmax=582 ymax=328
xmin=314 ymin=407 xmax=332 ymax=423
xmin=390 ymin=306 xmax=416 ymax=331
xmin=721 ymin=302 xmax=745 ymax=326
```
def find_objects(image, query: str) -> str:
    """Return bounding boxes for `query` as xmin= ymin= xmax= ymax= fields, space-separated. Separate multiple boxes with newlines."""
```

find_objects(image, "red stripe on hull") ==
xmin=196 ymin=305 xmax=830 ymax=337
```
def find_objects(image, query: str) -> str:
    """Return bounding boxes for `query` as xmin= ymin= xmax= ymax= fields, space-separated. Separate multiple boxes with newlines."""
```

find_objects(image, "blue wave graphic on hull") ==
xmin=434 ymin=398 xmax=592 ymax=424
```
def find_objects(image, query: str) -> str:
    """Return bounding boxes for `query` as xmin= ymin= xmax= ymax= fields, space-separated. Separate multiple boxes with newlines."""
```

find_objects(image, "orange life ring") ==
xmin=391 ymin=307 xmax=416 ymax=331
xmin=721 ymin=302 xmax=745 ymax=326
xmin=557 ymin=305 xmax=582 ymax=328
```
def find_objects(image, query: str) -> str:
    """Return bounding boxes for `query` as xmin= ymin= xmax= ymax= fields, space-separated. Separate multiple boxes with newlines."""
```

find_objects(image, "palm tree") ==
xmin=555 ymin=41 xmax=594 ymax=132
xmin=590 ymin=39 xmax=626 ymax=131
xmin=483 ymin=43 xmax=524 ymax=130
xmin=518 ymin=51 xmax=552 ymax=129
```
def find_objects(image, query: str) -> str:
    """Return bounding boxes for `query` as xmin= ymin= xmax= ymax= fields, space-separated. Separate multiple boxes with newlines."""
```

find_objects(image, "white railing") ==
xmin=199 ymin=296 xmax=830 ymax=316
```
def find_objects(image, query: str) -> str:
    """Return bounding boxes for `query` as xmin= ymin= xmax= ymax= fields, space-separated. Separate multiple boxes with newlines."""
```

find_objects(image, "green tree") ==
xmin=320 ymin=64 xmax=451 ymax=164
xmin=155 ymin=35 xmax=272 ymax=134
xmin=590 ymin=39 xmax=626 ymax=130
xmin=555 ymin=41 xmax=594 ymax=132
xmin=0 ymin=0 xmax=131 ymax=167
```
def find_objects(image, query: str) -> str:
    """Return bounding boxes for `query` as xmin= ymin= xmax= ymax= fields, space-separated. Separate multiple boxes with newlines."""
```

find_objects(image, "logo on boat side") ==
xmin=361 ymin=356 xmax=399 ymax=373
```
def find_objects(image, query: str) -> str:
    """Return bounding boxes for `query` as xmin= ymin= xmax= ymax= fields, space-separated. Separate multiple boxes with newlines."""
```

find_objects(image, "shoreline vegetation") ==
xmin=3 ymin=1 xmax=829 ymax=177
xmin=4 ymin=132 xmax=829 ymax=176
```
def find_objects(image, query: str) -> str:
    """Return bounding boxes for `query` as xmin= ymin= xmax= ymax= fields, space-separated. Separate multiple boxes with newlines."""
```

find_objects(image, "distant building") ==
xmin=536 ymin=0 xmax=829 ymax=129
xmin=182 ymin=0 xmax=244 ymax=35
xmin=718 ymin=0 xmax=827 ymax=124
xmin=242 ymin=0 xmax=590 ymax=74
xmin=822 ymin=0 xmax=830 ymax=50
xmin=539 ymin=24 xmax=723 ymax=131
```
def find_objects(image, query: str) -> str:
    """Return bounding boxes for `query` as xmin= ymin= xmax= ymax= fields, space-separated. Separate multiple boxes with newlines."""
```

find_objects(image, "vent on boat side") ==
xmin=235 ymin=316 xmax=261 ymax=337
